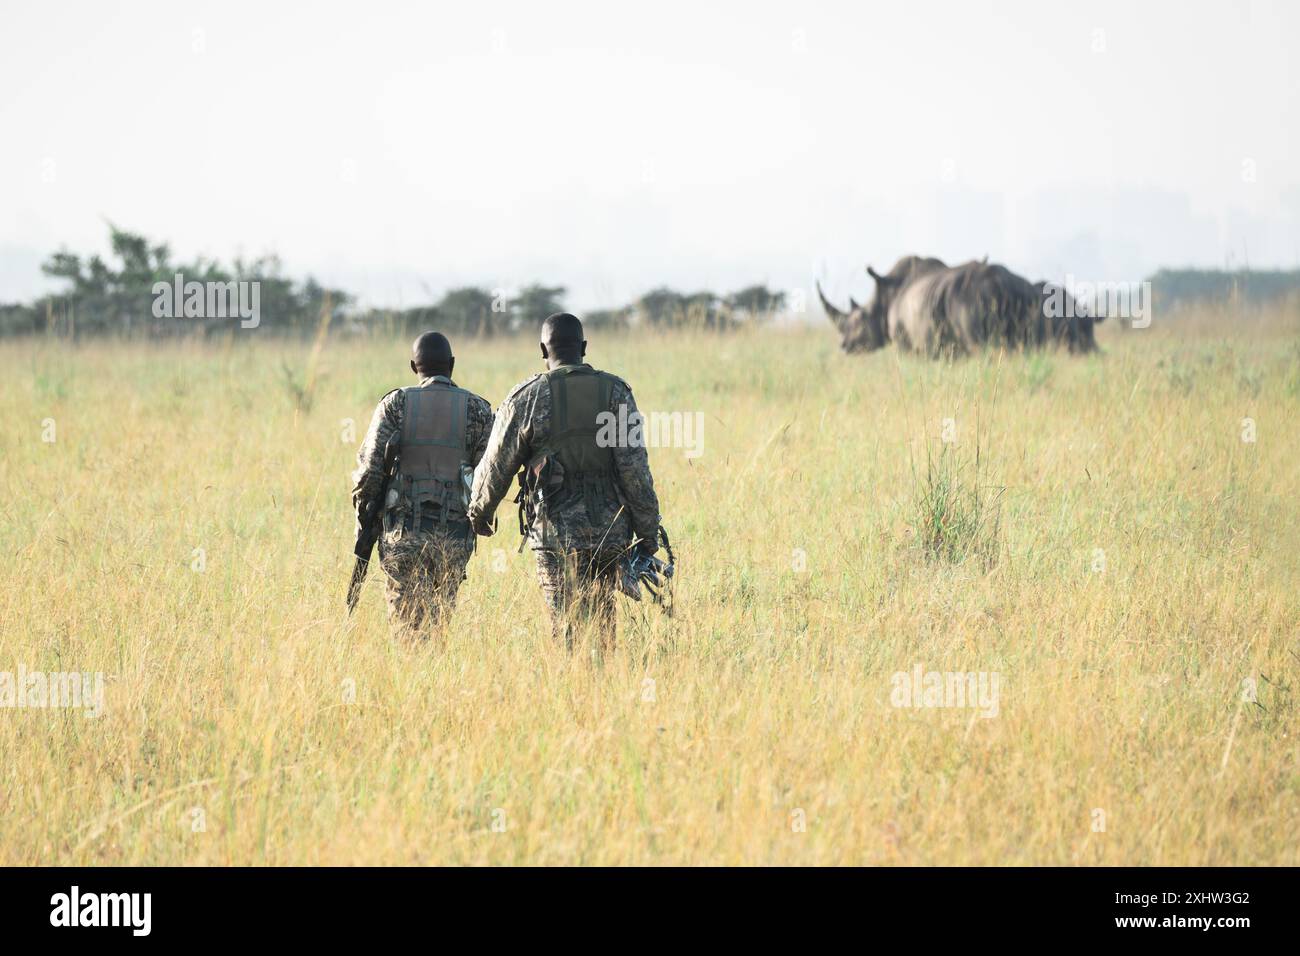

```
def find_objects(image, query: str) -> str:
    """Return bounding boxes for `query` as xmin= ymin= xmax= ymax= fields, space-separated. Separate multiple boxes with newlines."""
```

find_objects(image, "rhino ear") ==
xmin=867 ymin=265 xmax=895 ymax=286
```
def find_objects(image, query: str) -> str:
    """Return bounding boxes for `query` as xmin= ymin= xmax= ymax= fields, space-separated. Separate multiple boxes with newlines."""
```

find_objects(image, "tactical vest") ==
xmin=396 ymin=379 xmax=473 ymax=529
xmin=542 ymin=364 xmax=618 ymax=520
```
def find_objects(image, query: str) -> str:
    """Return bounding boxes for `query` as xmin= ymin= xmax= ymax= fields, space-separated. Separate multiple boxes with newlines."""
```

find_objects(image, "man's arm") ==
xmin=467 ymin=386 xmax=534 ymax=533
xmin=350 ymin=390 xmax=403 ymax=512
xmin=465 ymin=394 xmax=495 ymax=469
xmin=609 ymin=380 xmax=661 ymax=549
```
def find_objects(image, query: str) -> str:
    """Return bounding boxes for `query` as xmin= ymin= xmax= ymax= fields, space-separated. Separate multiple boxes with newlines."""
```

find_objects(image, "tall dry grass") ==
xmin=0 ymin=306 xmax=1296 ymax=864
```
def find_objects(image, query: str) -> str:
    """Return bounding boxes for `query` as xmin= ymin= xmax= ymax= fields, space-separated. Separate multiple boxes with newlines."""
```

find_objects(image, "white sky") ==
xmin=1 ymin=0 xmax=1296 ymax=310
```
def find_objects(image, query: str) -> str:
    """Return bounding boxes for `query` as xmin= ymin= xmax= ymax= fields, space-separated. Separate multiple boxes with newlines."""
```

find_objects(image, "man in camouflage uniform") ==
xmin=468 ymin=312 xmax=661 ymax=648
xmin=351 ymin=331 xmax=494 ymax=639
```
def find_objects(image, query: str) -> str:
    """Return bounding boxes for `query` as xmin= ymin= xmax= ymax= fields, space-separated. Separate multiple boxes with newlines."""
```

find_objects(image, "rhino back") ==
xmin=888 ymin=270 xmax=950 ymax=354
xmin=933 ymin=262 xmax=1041 ymax=353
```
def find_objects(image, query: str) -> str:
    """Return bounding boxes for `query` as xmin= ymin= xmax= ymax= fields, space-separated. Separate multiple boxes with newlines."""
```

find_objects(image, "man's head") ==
xmin=540 ymin=312 xmax=586 ymax=366
xmin=410 ymin=330 xmax=454 ymax=378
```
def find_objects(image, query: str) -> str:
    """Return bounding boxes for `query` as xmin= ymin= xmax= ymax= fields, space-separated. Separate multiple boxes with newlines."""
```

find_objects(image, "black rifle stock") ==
xmin=346 ymin=437 xmax=400 ymax=613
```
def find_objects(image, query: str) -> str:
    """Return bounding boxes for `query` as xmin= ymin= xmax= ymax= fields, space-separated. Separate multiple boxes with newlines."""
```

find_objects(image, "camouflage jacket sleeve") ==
xmin=464 ymin=393 xmax=495 ymax=468
xmin=350 ymin=389 xmax=404 ymax=512
xmin=609 ymin=378 xmax=661 ymax=543
xmin=468 ymin=377 xmax=540 ymax=523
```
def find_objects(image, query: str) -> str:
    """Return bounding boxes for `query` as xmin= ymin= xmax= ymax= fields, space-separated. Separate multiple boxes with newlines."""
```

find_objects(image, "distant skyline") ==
xmin=2 ymin=0 xmax=1296 ymax=312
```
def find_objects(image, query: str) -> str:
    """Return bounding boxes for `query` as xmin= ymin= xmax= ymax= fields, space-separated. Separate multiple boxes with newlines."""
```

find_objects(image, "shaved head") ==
xmin=540 ymin=312 xmax=586 ymax=367
xmin=541 ymin=312 xmax=584 ymax=348
xmin=411 ymin=330 xmax=454 ymax=377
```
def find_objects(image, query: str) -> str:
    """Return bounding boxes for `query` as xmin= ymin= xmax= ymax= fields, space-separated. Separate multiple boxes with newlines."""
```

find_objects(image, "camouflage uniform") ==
xmin=468 ymin=363 xmax=660 ymax=646
xmin=351 ymin=376 xmax=493 ymax=639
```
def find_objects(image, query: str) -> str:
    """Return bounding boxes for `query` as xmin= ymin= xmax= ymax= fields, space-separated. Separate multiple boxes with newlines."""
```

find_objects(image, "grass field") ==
xmin=1 ymin=309 xmax=1297 ymax=865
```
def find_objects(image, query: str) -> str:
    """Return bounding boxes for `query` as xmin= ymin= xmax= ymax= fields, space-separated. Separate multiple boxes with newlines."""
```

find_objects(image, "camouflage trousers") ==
xmin=534 ymin=549 xmax=624 ymax=649
xmin=379 ymin=523 xmax=475 ymax=640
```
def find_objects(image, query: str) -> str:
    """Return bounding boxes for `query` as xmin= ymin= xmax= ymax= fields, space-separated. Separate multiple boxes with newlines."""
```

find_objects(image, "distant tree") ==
xmin=40 ymin=224 xmax=175 ymax=335
xmin=582 ymin=306 xmax=632 ymax=331
xmin=683 ymin=291 xmax=719 ymax=313
xmin=728 ymin=284 xmax=786 ymax=319
xmin=636 ymin=287 xmax=687 ymax=326
xmin=391 ymin=305 xmax=440 ymax=338
xmin=1147 ymin=268 xmax=1300 ymax=311
xmin=3 ymin=224 xmax=801 ymax=340
xmin=435 ymin=287 xmax=501 ymax=337
xmin=34 ymin=225 xmax=349 ymax=337
xmin=0 ymin=302 xmax=43 ymax=336
xmin=509 ymin=284 xmax=566 ymax=333
xmin=223 ymin=254 xmax=349 ymax=334
xmin=636 ymin=287 xmax=735 ymax=329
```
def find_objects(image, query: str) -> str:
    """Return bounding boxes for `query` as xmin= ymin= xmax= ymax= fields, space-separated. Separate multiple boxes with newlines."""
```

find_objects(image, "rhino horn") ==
xmin=816 ymin=280 xmax=849 ymax=331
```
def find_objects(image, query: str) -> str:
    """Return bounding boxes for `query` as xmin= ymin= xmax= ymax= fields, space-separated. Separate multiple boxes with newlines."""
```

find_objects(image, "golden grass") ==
xmin=1 ymin=308 xmax=1297 ymax=865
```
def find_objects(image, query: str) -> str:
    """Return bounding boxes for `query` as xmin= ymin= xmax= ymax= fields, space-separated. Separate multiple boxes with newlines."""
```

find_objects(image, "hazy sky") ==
xmin=2 ymin=0 xmax=1297 ymax=311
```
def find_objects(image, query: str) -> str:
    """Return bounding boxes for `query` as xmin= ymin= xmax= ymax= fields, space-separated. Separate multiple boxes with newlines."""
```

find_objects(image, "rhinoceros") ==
xmin=817 ymin=256 xmax=1099 ymax=356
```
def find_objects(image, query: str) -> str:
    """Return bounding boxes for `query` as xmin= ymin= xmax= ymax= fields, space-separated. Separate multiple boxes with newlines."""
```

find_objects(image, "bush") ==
xmin=912 ymin=438 xmax=1003 ymax=567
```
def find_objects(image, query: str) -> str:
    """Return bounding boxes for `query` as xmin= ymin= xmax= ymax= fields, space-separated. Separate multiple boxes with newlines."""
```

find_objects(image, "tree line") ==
xmin=0 ymin=226 xmax=788 ymax=339
xmin=1148 ymin=268 xmax=1300 ymax=311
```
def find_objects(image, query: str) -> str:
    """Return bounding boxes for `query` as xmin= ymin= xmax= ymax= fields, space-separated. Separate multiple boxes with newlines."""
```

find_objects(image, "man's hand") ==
xmin=469 ymin=511 xmax=495 ymax=537
xmin=636 ymin=537 xmax=658 ymax=558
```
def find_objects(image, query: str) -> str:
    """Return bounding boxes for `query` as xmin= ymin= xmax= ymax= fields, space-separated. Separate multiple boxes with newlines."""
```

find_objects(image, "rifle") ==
xmin=346 ymin=436 xmax=401 ymax=614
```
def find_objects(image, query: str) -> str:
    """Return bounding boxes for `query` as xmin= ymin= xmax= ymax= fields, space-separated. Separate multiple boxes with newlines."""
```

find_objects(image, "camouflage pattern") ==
xmin=534 ymin=548 xmax=623 ymax=648
xmin=469 ymin=363 xmax=661 ymax=641
xmin=378 ymin=523 xmax=476 ymax=640
xmin=468 ymin=365 xmax=661 ymax=552
xmin=351 ymin=375 xmax=493 ymax=637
